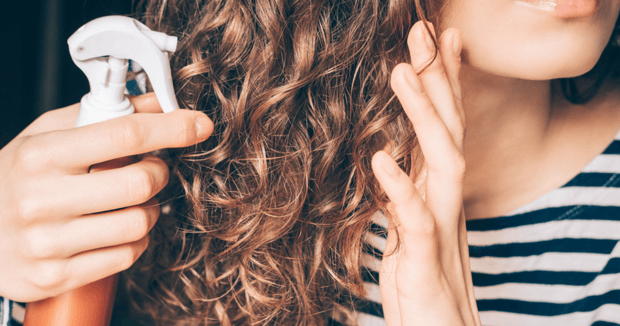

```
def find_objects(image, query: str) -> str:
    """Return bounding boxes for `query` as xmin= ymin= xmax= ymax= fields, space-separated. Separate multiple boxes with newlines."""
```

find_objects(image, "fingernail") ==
xmin=195 ymin=116 xmax=211 ymax=139
xmin=405 ymin=67 xmax=423 ymax=93
xmin=380 ymin=152 xmax=401 ymax=177
xmin=452 ymin=31 xmax=462 ymax=57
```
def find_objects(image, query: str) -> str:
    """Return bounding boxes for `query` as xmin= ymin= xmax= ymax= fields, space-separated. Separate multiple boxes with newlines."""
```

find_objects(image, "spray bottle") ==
xmin=23 ymin=15 xmax=179 ymax=326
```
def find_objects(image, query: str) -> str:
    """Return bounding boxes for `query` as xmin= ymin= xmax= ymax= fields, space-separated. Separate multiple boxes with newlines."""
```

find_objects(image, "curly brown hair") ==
xmin=120 ymin=0 xmax=620 ymax=325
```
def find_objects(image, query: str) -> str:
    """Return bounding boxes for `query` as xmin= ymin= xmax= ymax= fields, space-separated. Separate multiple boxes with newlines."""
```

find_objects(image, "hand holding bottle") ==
xmin=0 ymin=93 xmax=213 ymax=302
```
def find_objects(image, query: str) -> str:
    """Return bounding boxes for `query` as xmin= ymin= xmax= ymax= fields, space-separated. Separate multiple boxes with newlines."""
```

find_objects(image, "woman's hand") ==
xmin=0 ymin=93 xmax=213 ymax=302
xmin=372 ymin=21 xmax=481 ymax=325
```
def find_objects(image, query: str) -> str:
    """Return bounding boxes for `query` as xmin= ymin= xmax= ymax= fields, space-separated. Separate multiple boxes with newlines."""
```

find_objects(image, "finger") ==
xmin=390 ymin=63 xmax=462 ymax=175
xmin=68 ymin=198 xmax=160 ymax=257
xmin=23 ymin=199 xmax=160 ymax=259
xmin=22 ymin=154 xmax=169 ymax=220
xmin=408 ymin=21 xmax=464 ymax=150
xmin=380 ymin=225 xmax=403 ymax=326
xmin=438 ymin=28 xmax=465 ymax=127
xmin=372 ymin=151 xmax=443 ymax=282
xmin=69 ymin=154 xmax=168 ymax=215
xmin=60 ymin=234 xmax=149 ymax=294
xmin=18 ymin=93 xmax=164 ymax=139
xmin=371 ymin=151 xmax=436 ymax=243
xmin=374 ymin=155 xmax=469 ymax=324
xmin=127 ymin=92 xmax=165 ymax=114
xmin=29 ymin=108 xmax=212 ymax=172
xmin=390 ymin=64 xmax=465 ymax=225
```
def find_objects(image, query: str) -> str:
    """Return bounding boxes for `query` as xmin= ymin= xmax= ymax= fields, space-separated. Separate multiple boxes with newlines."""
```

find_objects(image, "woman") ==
xmin=1 ymin=0 xmax=619 ymax=324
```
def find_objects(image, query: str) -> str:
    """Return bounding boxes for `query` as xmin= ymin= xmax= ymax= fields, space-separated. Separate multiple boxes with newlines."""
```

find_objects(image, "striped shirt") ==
xmin=0 ymin=299 xmax=24 ymax=326
xmin=352 ymin=130 xmax=620 ymax=326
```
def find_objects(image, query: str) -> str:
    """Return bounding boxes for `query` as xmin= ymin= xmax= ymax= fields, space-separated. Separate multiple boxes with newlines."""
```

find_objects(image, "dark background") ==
xmin=0 ymin=0 xmax=136 ymax=148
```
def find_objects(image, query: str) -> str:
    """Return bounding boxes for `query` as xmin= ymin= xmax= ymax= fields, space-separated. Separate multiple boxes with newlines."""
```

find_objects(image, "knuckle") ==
xmin=24 ymin=230 xmax=57 ymax=259
xmin=17 ymin=197 xmax=45 ymax=223
xmin=15 ymin=137 xmax=52 ymax=172
xmin=111 ymin=119 xmax=146 ymax=151
xmin=32 ymin=261 xmax=67 ymax=291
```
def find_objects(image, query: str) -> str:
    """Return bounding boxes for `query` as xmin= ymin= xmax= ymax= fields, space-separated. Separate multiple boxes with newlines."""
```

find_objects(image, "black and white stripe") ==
xmin=352 ymin=131 xmax=620 ymax=326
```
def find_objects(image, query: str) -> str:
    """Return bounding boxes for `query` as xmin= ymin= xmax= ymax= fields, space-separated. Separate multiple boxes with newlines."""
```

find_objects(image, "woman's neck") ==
xmin=459 ymin=64 xmax=620 ymax=219
xmin=460 ymin=64 xmax=553 ymax=215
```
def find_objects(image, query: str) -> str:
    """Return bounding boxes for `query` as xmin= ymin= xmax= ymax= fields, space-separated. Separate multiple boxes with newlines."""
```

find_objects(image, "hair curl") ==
xmin=120 ymin=0 xmax=620 ymax=325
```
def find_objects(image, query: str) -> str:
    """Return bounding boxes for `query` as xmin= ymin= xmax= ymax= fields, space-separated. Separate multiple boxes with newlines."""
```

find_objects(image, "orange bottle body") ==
xmin=23 ymin=156 xmax=140 ymax=325
xmin=23 ymin=274 xmax=118 ymax=326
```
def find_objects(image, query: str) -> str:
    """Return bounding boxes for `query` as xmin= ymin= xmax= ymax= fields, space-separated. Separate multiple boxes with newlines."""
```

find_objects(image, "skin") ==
xmin=372 ymin=0 xmax=620 ymax=324
xmin=1 ymin=1 xmax=618 ymax=324
xmin=445 ymin=0 xmax=620 ymax=218
xmin=0 ymin=94 xmax=213 ymax=301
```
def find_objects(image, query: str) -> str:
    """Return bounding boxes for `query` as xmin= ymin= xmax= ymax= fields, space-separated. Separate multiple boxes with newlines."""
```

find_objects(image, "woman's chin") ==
xmin=466 ymin=50 xmax=603 ymax=81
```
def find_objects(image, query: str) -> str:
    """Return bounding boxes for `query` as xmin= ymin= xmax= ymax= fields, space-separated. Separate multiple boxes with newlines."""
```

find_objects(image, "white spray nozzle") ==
xmin=68 ymin=16 xmax=179 ymax=127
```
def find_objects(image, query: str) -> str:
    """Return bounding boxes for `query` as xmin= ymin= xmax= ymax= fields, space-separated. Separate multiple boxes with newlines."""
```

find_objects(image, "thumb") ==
xmin=127 ymin=92 xmax=164 ymax=114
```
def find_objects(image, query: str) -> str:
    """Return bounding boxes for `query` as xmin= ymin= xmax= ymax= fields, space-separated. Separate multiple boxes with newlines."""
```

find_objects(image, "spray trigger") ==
xmin=68 ymin=16 xmax=179 ymax=127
